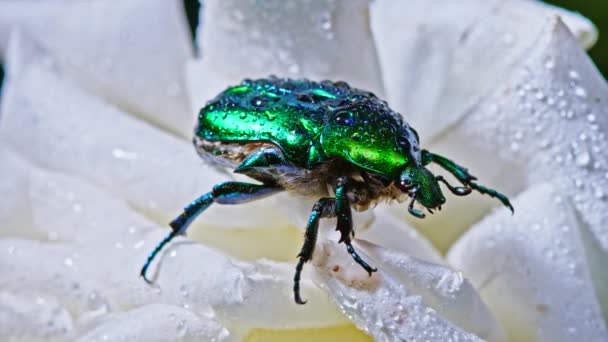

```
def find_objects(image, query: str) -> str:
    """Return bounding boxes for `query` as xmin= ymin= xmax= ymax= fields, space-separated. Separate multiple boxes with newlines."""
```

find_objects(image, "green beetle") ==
xmin=141 ymin=77 xmax=513 ymax=304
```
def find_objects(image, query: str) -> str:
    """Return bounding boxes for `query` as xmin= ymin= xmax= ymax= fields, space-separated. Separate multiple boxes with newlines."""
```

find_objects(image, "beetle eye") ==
xmin=398 ymin=178 xmax=414 ymax=192
xmin=334 ymin=111 xmax=355 ymax=126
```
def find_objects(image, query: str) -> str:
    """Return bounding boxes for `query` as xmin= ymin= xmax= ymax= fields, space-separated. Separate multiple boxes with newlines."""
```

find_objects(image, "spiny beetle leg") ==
xmin=141 ymin=182 xmax=282 ymax=283
xmin=423 ymin=150 xmax=513 ymax=212
xmin=469 ymin=182 xmax=514 ymax=214
xmin=294 ymin=198 xmax=335 ymax=305
xmin=346 ymin=243 xmax=377 ymax=276
xmin=335 ymin=177 xmax=377 ymax=275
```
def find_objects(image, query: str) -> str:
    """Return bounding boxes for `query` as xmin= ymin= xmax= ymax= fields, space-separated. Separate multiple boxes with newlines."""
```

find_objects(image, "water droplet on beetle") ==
xmin=239 ymin=112 xmax=247 ymax=119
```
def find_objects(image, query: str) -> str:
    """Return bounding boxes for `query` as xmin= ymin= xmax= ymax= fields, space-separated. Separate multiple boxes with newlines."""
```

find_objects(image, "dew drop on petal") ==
xmin=569 ymin=70 xmax=580 ymax=80
xmin=576 ymin=152 xmax=591 ymax=168
xmin=574 ymin=86 xmax=588 ymax=98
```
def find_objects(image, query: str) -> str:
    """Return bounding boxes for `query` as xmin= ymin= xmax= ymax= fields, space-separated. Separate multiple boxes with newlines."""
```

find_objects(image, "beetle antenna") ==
xmin=408 ymin=189 xmax=426 ymax=218
xmin=436 ymin=175 xmax=471 ymax=196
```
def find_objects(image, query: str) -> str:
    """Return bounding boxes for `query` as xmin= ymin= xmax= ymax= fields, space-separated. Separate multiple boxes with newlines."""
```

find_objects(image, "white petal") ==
xmin=75 ymin=304 xmax=229 ymax=342
xmin=156 ymin=243 xmax=348 ymax=329
xmin=370 ymin=0 xmax=598 ymax=142
xmin=0 ymin=0 xmax=194 ymax=137
xmin=188 ymin=0 xmax=383 ymax=111
xmin=437 ymin=18 xmax=608 ymax=252
xmin=312 ymin=240 xmax=505 ymax=341
xmin=357 ymin=207 xmax=443 ymax=264
xmin=537 ymin=1 xmax=599 ymax=50
xmin=448 ymin=183 xmax=608 ymax=341
xmin=0 ymin=33 xmax=290 ymax=234
xmin=0 ymin=152 xmax=347 ymax=330
xmin=0 ymin=291 xmax=74 ymax=340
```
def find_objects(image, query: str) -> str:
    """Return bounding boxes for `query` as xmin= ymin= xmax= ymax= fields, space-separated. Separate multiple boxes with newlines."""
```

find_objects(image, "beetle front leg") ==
xmin=140 ymin=182 xmax=282 ymax=283
xmin=335 ymin=177 xmax=377 ymax=276
xmin=422 ymin=150 xmax=514 ymax=213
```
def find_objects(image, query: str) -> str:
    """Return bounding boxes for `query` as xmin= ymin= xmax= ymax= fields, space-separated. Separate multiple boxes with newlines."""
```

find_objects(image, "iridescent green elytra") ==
xmin=141 ymin=77 xmax=513 ymax=304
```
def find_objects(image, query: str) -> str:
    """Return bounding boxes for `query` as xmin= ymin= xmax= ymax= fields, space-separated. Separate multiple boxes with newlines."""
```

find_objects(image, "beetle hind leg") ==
xmin=140 ymin=182 xmax=282 ymax=283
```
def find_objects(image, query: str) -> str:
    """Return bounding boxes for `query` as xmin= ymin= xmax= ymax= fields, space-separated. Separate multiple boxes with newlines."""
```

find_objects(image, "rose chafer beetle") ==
xmin=141 ymin=77 xmax=513 ymax=304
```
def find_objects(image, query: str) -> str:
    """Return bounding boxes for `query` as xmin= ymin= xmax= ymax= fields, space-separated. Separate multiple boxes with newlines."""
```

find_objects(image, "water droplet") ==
xmin=587 ymin=114 xmax=596 ymax=123
xmin=539 ymin=139 xmax=550 ymax=149
xmin=576 ymin=152 xmax=591 ymax=167
xmin=595 ymin=188 xmax=605 ymax=199
xmin=514 ymin=131 xmax=524 ymax=140
xmin=544 ymin=58 xmax=555 ymax=69
xmin=71 ymin=203 xmax=83 ymax=213
xmin=320 ymin=14 xmax=334 ymax=39
xmin=535 ymin=91 xmax=545 ymax=100
xmin=176 ymin=319 xmax=188 ymax=338
xmin=239 ymin=112 xmax=247 ymax=119
xmin=112 ymin=148 xmax=137 ymax=160
xmin=179 ymin=284 xmax=189 ymax=298
xmin=574 ymin=86 xmax=587 ymax=98
xmin=569 ymin=70 xmax=580 ymax=80
xmin=288 ymin=63 xmax=300 ymax=74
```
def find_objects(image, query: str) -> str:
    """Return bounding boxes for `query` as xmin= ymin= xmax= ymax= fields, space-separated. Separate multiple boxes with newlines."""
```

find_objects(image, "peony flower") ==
xmin=0 ymin=0 xmax=606 ymax=341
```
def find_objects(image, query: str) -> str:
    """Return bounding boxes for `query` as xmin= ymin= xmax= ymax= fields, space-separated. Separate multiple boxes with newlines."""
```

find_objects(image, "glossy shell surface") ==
xmin=197 ymin=78 xmax=421 ymax=177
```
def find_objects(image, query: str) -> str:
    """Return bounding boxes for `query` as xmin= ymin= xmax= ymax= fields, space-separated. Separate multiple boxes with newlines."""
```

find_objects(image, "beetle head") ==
xmin=397 ymin=166 xmax=446 ymax=218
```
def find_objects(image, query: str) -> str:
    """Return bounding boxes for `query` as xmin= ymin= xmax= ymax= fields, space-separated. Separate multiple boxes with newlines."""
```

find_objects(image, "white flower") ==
xmin=0 ymin=0 xmax=606 ymax=341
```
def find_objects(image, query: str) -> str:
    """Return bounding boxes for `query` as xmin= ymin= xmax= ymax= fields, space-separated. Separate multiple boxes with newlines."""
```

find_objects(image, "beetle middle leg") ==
xmin=140 ymin=181 xmax=282 ymax=283
xmin=294 ymin=177 xmax=377 ymax=304
xmin=422 ymin=150 xmax=514 ymax=212
xmin=294 ymin=197 xmax=335 ymax=304
xmin=335 ymin=177 xmax=377 ymax=277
